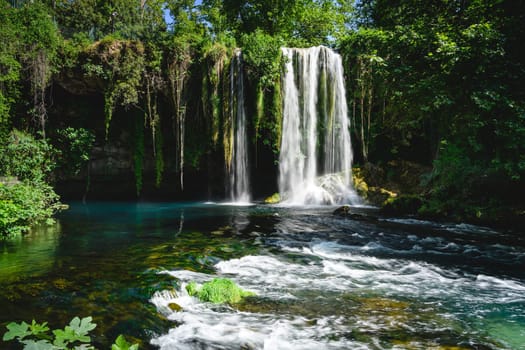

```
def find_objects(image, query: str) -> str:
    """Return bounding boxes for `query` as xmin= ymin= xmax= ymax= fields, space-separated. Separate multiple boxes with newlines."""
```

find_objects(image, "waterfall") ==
xmin=279 ymin=46 xmax=357 ymax=205
xmin=228 ymin=49 xmax=251 ymax=203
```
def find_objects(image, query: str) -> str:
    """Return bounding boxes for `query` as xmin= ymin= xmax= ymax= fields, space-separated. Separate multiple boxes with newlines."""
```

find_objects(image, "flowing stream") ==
xmin=1 ymin=202 xmax=524 ymax=349
xmin=279 ymin=47 xmax=357 ymax=205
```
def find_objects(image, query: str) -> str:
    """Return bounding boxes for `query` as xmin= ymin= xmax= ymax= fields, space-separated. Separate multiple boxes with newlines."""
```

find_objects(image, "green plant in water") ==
xmin=2 ymin=316 xmax=138 ymax=350
xmin=186 ymin=278 xmax=255 ymax=304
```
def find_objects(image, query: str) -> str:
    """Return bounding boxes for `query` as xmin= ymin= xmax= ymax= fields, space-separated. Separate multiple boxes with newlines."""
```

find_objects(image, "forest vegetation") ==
xmin=1 ymin=0 xmax=524 ymax=237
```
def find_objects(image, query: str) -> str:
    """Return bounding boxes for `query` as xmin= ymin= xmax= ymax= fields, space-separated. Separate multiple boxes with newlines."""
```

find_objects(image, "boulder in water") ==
xmin=333 ymin=205 xmax=352 ymax=216
xmin=167 ymin=302 xmax=182 ymax=312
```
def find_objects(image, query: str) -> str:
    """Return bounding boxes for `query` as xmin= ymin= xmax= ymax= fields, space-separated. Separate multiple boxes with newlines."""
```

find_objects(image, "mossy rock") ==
xmin=264 ymin=193 xmax=280 ymax=204
xmin=167 ymin=302 xmax=182 ymax=312
xmin=353 ymin=166 xmax=398 ymax=206
xmin=186 ymin=278 xmax=255 ymax=304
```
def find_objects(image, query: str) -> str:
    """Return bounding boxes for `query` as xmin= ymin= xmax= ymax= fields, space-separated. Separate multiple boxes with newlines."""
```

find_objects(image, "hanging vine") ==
xmin=30 ymin=49 xmax=52 ymax=138
xmin=16 ymin=3 xmax=59 ymax=138
xmin=201 ymin=42 xmax=231 ymax=173
xmin=85 ymin=39 xmax=145 ymax=138
xmin=144 ymin=45 xmax=164 ymax=187
xmin=167 ymin=41 xmax=191 ymax=191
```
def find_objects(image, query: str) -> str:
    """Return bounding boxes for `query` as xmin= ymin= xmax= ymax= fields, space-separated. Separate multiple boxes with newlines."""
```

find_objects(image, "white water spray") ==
xmin=229 ymin=49 xmax=251 ymax=203
xmin=279 ymin=46 xmax=356 ymax=205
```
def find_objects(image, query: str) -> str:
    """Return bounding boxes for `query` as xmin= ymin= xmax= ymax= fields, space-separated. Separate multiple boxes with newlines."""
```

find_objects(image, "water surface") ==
xmin=1 ymin=202 xmax=524 ymax=349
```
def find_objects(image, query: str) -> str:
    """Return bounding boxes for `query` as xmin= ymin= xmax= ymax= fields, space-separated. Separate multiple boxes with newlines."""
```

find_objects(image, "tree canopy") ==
xmin=1 ymin=0 xmax=524 ymax=227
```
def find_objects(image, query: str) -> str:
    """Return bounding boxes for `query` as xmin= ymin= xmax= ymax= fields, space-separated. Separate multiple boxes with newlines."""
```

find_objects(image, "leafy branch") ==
xmin=3 ymin=317 xmax=138 ymax=350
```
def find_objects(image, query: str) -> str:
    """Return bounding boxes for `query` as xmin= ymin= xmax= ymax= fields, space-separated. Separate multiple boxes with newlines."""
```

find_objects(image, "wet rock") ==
xmin=333 ymin=205 xmax=352 ymax=216
xmin=167 ymin=302 xmax=182 ymax=312
xmin=333 ymin=205 xmax=378 ymax=222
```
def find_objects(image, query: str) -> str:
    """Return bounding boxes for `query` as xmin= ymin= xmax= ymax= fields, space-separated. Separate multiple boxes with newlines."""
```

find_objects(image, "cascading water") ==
xmin=279 ymin=46 xmax=357 ymax=205
xmin=228 ymin=50 xmax=251 ymax=203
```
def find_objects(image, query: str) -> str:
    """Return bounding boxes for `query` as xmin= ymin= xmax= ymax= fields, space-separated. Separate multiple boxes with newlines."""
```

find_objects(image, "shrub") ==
xmin=0 ymin=130 xmax=56 ymax=183
xmin=0 ymin=182 xmax=61 ymax=238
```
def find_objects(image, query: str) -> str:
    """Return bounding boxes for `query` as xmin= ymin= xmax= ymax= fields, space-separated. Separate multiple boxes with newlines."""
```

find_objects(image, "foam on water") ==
xmin=151 ymin=279 xmax=371 ymax=349
xmin=147 ymin=205 xmax=525 ymax=349
xmin=151 ymin=235 xmax=525 ymax=349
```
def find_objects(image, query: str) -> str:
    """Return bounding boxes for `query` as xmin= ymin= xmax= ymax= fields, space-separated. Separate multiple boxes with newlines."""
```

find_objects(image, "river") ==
xmin=1 ymin=202 xmax=524 ymax=349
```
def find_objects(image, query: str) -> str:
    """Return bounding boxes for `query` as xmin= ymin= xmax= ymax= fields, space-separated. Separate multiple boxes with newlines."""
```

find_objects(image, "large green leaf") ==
xmin=69 ymin=317 xmax=97 ymax=336
xmin=21 ymin=339 xmax=54 ymax=350
xmin=3 ymin=321 xmax=31 ymax=341
xmin=111 ymin=334 xmax=139 ymax=350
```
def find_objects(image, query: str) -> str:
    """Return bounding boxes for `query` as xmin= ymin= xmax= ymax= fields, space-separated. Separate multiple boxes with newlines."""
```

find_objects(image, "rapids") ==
xmin=1 ymin=202 xmax=524 ymax=349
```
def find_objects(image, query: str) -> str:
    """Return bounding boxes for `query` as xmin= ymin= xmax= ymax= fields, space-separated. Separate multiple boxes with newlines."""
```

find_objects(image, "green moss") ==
xmin=254 ymin=83 xmax=264 ymax=141
xmin=186 ymin=278 xmax=255 ymax=304
xmin=271 ymin=79 xmax=283 ymax=153
xmin=264 ymin=193 xmax=280 ymax=204
xmin=104 ymin=91 xmax=114 ymax=139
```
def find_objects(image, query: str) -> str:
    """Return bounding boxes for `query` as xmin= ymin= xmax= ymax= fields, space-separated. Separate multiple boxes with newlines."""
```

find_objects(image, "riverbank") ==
xmin=354 ymin=162 xmax=525 ymax=231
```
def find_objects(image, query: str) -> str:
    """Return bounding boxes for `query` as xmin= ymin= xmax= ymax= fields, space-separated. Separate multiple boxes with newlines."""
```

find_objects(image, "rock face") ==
xmin=90 ymin=142 xmax=133 ymax=177
xmin=352 ymin=161 xmax=431 ymax=207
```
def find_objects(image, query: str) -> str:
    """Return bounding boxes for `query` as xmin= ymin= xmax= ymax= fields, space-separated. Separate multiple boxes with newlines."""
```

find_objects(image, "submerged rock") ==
xmin=333 ymin=205 xmax=378 ymax=222
xmin=333 ymin=205 xmax=352 ymax=216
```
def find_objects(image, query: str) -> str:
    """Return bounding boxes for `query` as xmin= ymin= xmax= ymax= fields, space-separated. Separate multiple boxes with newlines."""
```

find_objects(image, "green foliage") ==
xmin=84 ymin=38 xmax=145 ymax=137
xmin=185 ymin=278 xmax=255 ymax=304
xmin=54 ymin=128 xmax=95 ymax=177
xmin=0 ymin=5 xmax=21 ymax=126
xmin=52 ymin=316 xmax=97 ymax=347
xmin=221 ymin=0 xmax=351 ymax=45
xmin=49 ymin=0 xmax=165 ymax=41
xmin=15 ymin=1 xmax=61 ymax=134
xmin=3 ymin=317 xmax=138 ymax=350
xmin=112 ymin=335 xmax=139 ymax=350
xmin=0 ymin=130 xmax=62 ymax=238
xmin=0 ymin=182 xmax=61 ymax=238
xmin=0 ymin=130 xmax=56 ymax=183
xmin=240 ymin=30 xmax=282 ymax=88
xmin=340 ymin=0 xmax=525 ymax=217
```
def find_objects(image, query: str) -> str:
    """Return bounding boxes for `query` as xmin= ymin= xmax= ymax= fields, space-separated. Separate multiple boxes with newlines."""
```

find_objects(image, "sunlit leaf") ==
xmin=3 ymin=321 xmax=31 ymax=341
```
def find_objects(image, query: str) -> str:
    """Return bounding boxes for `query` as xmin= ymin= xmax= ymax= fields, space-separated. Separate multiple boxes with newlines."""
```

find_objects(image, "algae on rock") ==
xmin=186 ymin=278 xmax=255 ymax=304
